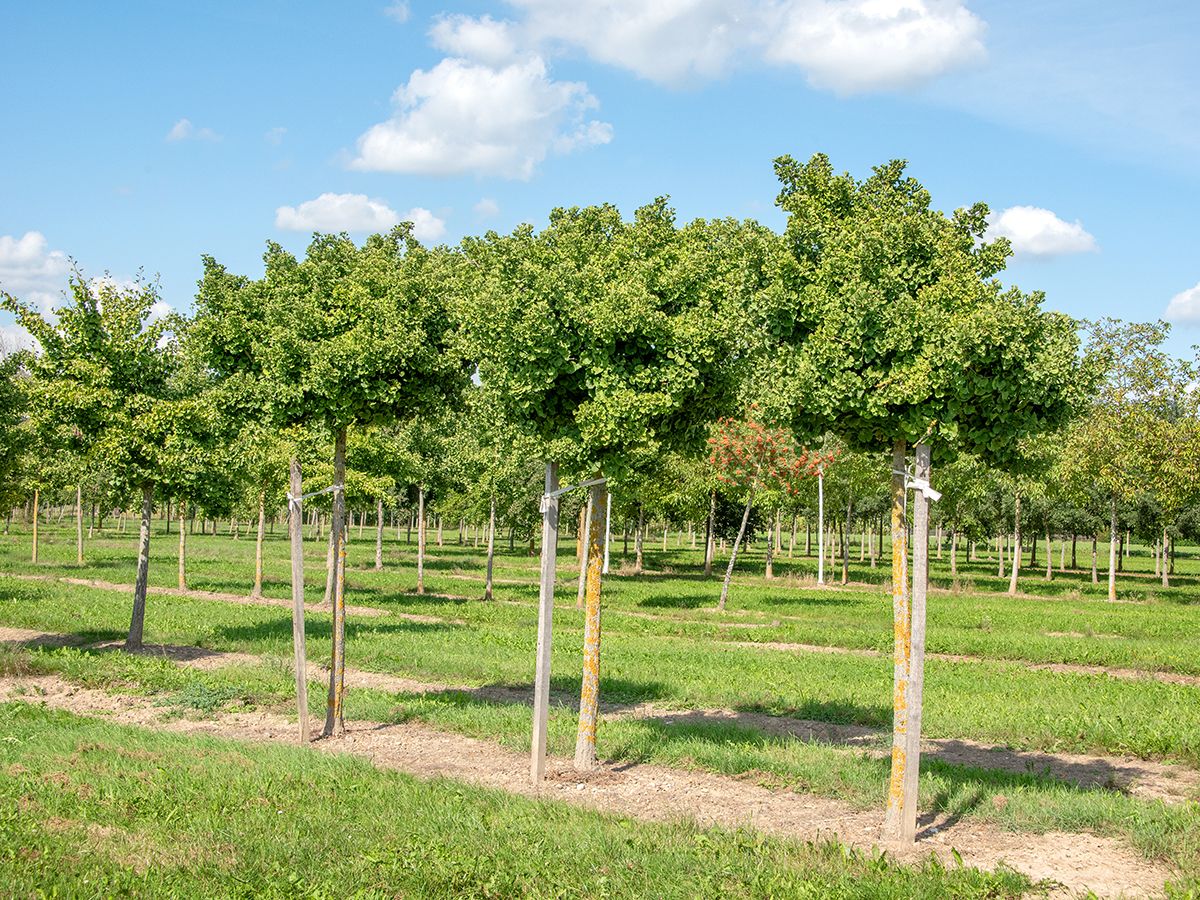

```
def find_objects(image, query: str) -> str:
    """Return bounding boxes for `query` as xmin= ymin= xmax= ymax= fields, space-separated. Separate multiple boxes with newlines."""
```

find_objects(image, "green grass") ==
xmin=6 ymin=642 xmax=1200 ymax=891
xmin=0 ymin=702 xmax=1032 ymax=898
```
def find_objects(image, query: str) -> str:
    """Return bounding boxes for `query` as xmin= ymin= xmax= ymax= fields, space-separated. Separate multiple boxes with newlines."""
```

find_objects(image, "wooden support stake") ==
xmin=531 ymin=462 xmax=560 ymax=783
xmin=288 ymin=457 xmax=309 ymax=744
xmin=899 ymin=442 xmax=930 ymax=843
xmin=883 ymin=439 xmax=911 ymax=842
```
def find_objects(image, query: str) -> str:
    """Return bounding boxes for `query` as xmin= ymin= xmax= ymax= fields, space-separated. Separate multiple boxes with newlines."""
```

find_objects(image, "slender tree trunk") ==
xmin=126 ymin=482 xmax=154 ymax=650
xmin=817 ymin=469 xmax=825 ymax=584
xmin=324 ymin=429 xmax=349 ymax=737
xmin=703 ymin=490 xmax=715 ymax=577
xmin=1071 ymin=534 xmax=1078 ymax=570
xmin=288 ymin=457 xmax=309 ymax=743
xmin=1091 ymin=534 xmax=1099 ymax=584
xmin=788 ymin=514 xmax=796 ymax=558
xmin=765 ymin=508 xmax=776 ymax=579
xmin=634 ymin=505 xmax=645 ymax=574
xmin=577 ymin=504 xmax=586 ymax=559
xmin=718 ymin=488 xmax=755 ymax=611
xmin=997 ymin=534 xmax=1005 ymax=578
xmin=576 ymin=492 xmax=593 ymax=609
xmin=73 ymin=484 xmax=84 ymax=564
xmin=1117 ymin=529 xmax=1125 ymax=573
xmin=323 ymin=525 xmax=335 ymax=607
xmin=484 ymin=496 xmax=497 ymax=600
xmin=375 ymin=498 xmax=384 ymax=571
xmin=1044 ymin=528 xmax=1053 ymax=581
xmin=30 ymin=489 xmax=39 ymax=564
xmin=841 ymin=499 xmax=853 ymax=585
xmin=805 ymin=517 xmax=812 ymax=556
xmin=1161 ymin=527 xmax=1170 ymax=589
xmin=436 ymin=515 xmax=443 ymax=547
xmin=1107 ymin=498 xmax=1118 ymax=601
xmin=1029 ymin=529 xmax=1038 ymax=569
xmin=574 ymin=480 xmax=607 ymax=771
xmin=253 ymin=490 xmax=266 ymax=597
xmin=1059 ymin=536 xmax=1066 ymax=573
xmin=950 ymin=528 xmax=958 ymax=576
xmin=1007 ymin=493 xmax=1022 ymax=595
xmin=178 ymin=499 xmax=187 ymax=589
xmin=417 ymin=485 xmax=426 ymax=594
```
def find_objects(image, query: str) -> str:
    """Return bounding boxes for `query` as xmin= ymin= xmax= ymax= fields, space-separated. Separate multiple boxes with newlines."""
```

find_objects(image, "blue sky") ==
xmin=2 ymin=1 xmax=1198 ymax=354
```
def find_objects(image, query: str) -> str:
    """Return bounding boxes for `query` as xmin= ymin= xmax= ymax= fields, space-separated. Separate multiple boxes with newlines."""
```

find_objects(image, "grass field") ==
xmin=1 ymin=519 xmax=1198 ymax=896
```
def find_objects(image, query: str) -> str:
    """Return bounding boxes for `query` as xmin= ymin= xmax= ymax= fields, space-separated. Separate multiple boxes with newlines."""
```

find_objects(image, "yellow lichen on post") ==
xmin=883 ymin=439 xmax=910 ymax=840
xmin=574 ymin=480 xmax=606 ymax=770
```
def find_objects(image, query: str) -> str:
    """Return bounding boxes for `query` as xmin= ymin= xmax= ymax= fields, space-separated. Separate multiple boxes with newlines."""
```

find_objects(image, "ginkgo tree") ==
xmin=460 ymin=200 xmax=761 ymax=772
xmin=194 ymin=225 xmax=467 ymax=737
xmin=769 ymin=153 xmax=1088 ymax=843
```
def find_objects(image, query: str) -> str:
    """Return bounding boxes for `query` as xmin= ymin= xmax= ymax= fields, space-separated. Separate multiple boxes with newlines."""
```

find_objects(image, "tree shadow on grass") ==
xmin=213 ymin=616 xmax=466 ymax=647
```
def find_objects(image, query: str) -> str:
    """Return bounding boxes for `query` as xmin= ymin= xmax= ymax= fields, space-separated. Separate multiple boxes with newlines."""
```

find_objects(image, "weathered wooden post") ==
xmin=288 ymin=458 xmax=310 ymax=744
xmin=531 ymin=463 xmax=560 ymax=782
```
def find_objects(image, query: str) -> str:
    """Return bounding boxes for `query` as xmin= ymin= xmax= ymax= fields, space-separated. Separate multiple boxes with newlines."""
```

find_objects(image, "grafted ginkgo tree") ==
xmin=460 ymin=201 xmax=764 ymax=772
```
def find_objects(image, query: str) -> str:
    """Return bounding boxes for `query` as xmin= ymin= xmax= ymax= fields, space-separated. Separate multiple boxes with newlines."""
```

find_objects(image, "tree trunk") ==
xmin=950 ymin=528 xmax=958 ymax=576
xmin=375 ymin=498 xmax=384 ymax=571
xmin=703 ymin=490 xmax=715 ymax=577
xmin=574 ymin=480 xmax=608 ymax=771
xmin=1091 ymin=534 xmax=1099 ymax=584
xmin=576 ymin=492 xmax=593 ymax=609
xmin=417 ymin=485 xmax=427 ymax=594
xmin=436 ymin=515 xmax=443 ymax=547
xmin=1007 ymin=493 xmax=1022 ymax=596
xmin=1071 ymin=534 xmax=1078 ymax=570
xmin=841 ymin=499 xmax=853 ymax=585
xmin=253 ymin=490 xmax=266 ymax=597
xmin=485 ymin=496 xmax=497 ymax=600
xmin=577 ymin=504 xmax=586 ymax=560
xmin=1029 ymin=529 xmax=1038 ymax=569
xmin=718 ymin=489 xmax=755 ymax=611
xmin=1162 ymin=527 xmax=1170 ymax=589
xmin=126 ymin=482 xmax=154 ymax=650
xmin=30 ymin=488 xmax=39 ymax=564
xmin=817 ymin=469 xmax=825 ymax=584
xmin=178 ymin=499 xmax=187 ymax=589
xmin=1107 ymin=498 xmax=1118 ymax=601
xmin=634 ymin=505 xmax=645 ymax=574
xmin=1059 ymin=535 xmax=1066 ymax=573
xmin=323 ymin=428 xmax=349 ymax=737
xmin=788 ymin=514 xmax=797 ymax=558
xmin=287 ymin=458 xmax=310 ymax=743
xmin=74 ymin=484 xmax=84 ymax=564
xmin=765 ymin=508 xmax=776 ymax=579
xmin=805 ymin=517 xmax=812 ymax=556
xmin=323 ymin=526 xmax=336 ymax=607
xmin=1044 ymin=528 xmax=1053 ymax=581
xmin=1117 ymin=529 xmax=1125 ymax=573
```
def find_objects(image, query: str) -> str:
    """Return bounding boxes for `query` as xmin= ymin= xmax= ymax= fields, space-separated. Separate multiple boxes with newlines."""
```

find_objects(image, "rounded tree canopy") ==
xmin=195 ymin=225 xmax=469 ymax=434
xmin=771 ymin=153 xmax=1088 ymax=468
xmin=458 ymin=198 xmax=757 ymax=480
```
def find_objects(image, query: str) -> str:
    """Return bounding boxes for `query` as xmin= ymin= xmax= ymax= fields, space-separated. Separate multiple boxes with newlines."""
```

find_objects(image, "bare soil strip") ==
xmin=730 ymin=640 xmax=1200 ymax=688
xmin=3 ymin=625 xmax=1195 ymax=807
xmin=0 ymin=673 xmax=1174 ymax=898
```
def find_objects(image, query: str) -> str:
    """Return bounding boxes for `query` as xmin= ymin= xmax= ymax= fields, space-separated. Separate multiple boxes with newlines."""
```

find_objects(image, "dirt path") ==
xmin=730 ymin=640 xmax=1200 ymax=688
xmin=0 ymin=673 xmax=1174 ymax=898
xmin=4 ymin=625 xmax=1196 ymax=807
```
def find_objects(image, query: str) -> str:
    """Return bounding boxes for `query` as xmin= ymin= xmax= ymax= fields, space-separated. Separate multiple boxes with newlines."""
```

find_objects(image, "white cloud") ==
xmin=762 ymin=0 xmax=986 ymax=94
xmin=507 ymin=0 xmax=984 ymax=91
xmin=265 ymin=126 xmax=287 ymax=145
xmin=473 ymin=197 xmax=501 ymax=218
xmin=0 ymin=323 xmax=37 ymax=354
xmin=166 ymin=118 xmax=219 ymax=142
xmin=403 ymin=207 xmax=447 ymax=243
xmin=274 ymin=194 xmax=446 ymax=241
xmin=430 ymin=14 xmax=520 ymax=66
xmin=275 ymin=193 xmax=401 ymax=232
xmin=985 ymin=205 xmax=1098 ymax=257
xmin=383 ymin=1 xmax=410 ymax=23
xmin=1164 ymin=282 xmax=1200 ymax=326
xmin=0 ymin=232 xmax=69 ymax=295
xmin=350 ymin=56 xmax=611 ymax=179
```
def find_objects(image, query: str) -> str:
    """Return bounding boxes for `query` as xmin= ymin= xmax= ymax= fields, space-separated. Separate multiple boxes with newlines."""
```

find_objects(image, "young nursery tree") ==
xmin=770 ymin=153 xmax=1087 ymax=842
xmin=460 ymin=200 xmax=758 ymax=771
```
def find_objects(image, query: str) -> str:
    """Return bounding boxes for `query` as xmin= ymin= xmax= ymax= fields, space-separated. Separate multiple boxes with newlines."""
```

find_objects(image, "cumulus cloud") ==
xmin=508 ymin=0 xmax=985 ymax=92
xmin=430 ymin=14 xmax=520 ymax=66
xmin=383 ymin=1 xmax=410 ymax=23
xmin=276 ymin=193 xmax=402 ymax=232
xmin=264 ymin=126 xmax=287 ymax=145
xmin=473 ymin=197 xmax=501 ymax=218
xmin=0 ymin=231 xmax=69 ymax=295
xmin=275 ymin=193 xmax=446 ymax=241
xmin=166 ymin=118 xmax=220 ymax=142
xmin=985 ymin=206 xmax=1098 ymax=257
xmin=1164 ymin=282 xmax=1200 ymax=326
xmin=350 ymin=56 xmax=611 ymax=179
xmin=762 ymin=0 xmax=986 ymax=94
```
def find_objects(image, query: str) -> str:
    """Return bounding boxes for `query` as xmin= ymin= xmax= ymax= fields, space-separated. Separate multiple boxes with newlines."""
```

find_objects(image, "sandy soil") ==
xmin=0 ymin=672 xmax=1176 ymax=898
